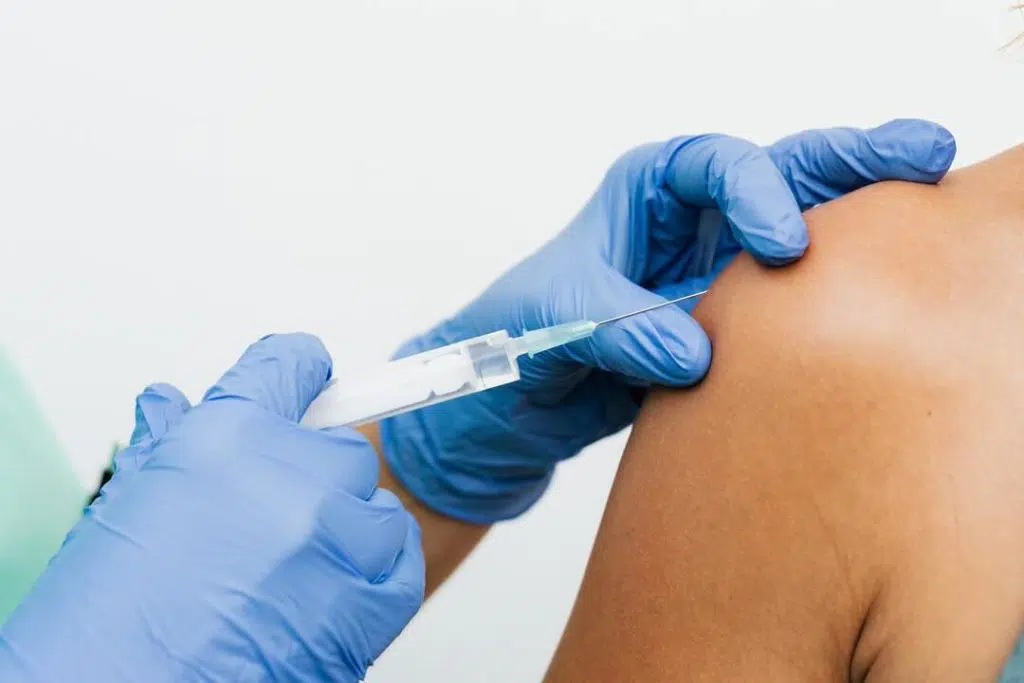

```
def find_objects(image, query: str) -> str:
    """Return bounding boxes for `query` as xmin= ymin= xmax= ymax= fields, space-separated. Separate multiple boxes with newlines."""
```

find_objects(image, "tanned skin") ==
xmin=544 ymin=146 xmax=1024 ymax=683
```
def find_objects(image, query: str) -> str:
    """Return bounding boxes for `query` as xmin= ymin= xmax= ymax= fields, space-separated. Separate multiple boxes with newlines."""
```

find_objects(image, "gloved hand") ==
xmin=381 ymin=119 xmax=957 ymax=523
xmin=0 ymin=334 xmax=424 ymax=683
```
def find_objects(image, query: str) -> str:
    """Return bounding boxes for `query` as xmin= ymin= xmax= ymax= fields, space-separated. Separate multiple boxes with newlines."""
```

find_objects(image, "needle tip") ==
xmin=594 ymin=288 xmax=710 ymax=328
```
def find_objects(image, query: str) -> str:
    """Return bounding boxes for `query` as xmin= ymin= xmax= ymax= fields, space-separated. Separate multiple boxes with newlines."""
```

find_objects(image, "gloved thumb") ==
xmin=128 ymin=383 xmax=191 ymax=446
xmin=317 ymin=487 xmax=412 ymax=583
xmin=99 ymin=383 xmax=190 ymax=503
xmin=203 ymin=332 xmax=332 ymax=422
xmin=557 ymin=266 xmax=711 ymax=387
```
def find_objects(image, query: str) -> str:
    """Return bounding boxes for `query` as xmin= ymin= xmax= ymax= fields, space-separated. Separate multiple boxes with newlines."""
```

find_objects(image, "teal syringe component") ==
xmin=300 ymin=290 xmax=707 ymax=429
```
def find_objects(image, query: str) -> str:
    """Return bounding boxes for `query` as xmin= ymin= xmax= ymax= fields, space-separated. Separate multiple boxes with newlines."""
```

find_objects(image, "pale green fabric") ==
xmin=0 ymin=348 xmax=85 ymax=622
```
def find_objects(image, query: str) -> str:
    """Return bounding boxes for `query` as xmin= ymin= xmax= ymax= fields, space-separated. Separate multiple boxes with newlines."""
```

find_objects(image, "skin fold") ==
xmin=543 ymin=145 xmax=1024 ymax=682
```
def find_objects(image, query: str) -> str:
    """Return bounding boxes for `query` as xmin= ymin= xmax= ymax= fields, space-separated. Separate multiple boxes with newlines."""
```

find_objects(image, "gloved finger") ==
xmin=109 ymin=383 xmax=192 ymax=483
xmin=768 ymin=119 xmax=957 ymax=208
xmin=595 ymin=277 xmax=720 ymax=390
xmin=660 ymin=133 xmax=807 ymax=266
xmin=376 ymin=513 xmax=425 ymax=622
xmin=352 ymin=513 xmax=426 ymax=663
xmin=650 ymin=236 xmax=739 ymax=304
xmin=128 ymin=383 xmax=191 ymax=446
xmin=302 ymin=425 xmax=380 ymax=501
xmin=553 ymin=265 xmax=711 ymax=386
xmin=383 ymin=512 xmax=425 ymax=595
xmin=541 ymin=370 xmax=645 ymax=438
xmin=203 ymin=333 xmax=332 ymax=422
xmin=317 ymin=487 xmax=411 ymax=583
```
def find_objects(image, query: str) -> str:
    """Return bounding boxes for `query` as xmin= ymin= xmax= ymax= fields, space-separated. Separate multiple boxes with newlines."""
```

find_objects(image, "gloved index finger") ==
xmin=659 ymin=133 xmax=809 ymax=266
xmin=203 ymin=333 xmax=333 ymax=422
xmin=768 ymin=119 xmax=956 ymax=209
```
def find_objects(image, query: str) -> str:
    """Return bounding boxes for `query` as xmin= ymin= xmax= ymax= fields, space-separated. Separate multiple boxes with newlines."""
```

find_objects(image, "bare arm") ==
xmin=546 ymin=148 xmax=1024 ymax=682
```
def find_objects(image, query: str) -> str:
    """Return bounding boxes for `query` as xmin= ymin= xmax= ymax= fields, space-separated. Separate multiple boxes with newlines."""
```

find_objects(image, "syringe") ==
xmin=300 ymin=290 xmax=708 ymax=429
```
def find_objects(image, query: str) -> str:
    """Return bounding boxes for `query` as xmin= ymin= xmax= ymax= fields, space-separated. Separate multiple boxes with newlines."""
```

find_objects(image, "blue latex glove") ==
xmin=382 ymin=119 xmax=957 ymax=523
xmin=0 ymin=334 xmax=424 ymax=683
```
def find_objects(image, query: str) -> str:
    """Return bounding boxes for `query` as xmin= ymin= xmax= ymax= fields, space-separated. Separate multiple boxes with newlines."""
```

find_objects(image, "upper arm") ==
xmin=545 ymin=158 xmax=1024 ymax=682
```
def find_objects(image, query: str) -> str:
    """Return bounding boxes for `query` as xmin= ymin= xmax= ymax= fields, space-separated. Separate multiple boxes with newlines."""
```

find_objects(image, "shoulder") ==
xmin=550 ymin=150 xmax=1024 ymax=683
xmin=667 ymin=153 xmax=1024 ymax=681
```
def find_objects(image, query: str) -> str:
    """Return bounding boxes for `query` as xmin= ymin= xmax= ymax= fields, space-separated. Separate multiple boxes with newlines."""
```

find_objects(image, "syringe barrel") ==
xmin=300 ymin=330 xmax=520 ymax=429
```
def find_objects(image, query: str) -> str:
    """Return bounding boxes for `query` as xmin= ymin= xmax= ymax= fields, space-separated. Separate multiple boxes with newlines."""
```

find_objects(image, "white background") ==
xmin=0 ymin=1 xmax=1021 ymax=680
